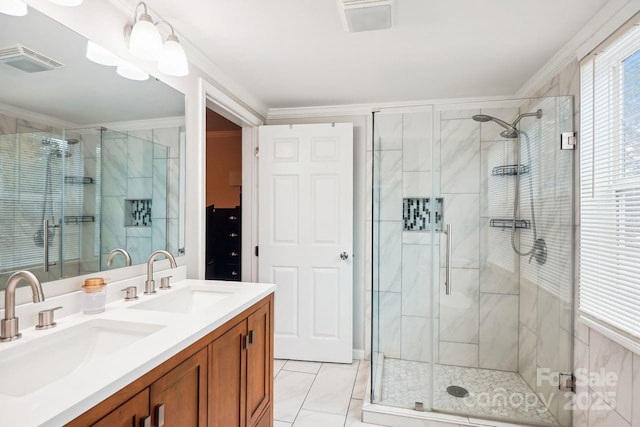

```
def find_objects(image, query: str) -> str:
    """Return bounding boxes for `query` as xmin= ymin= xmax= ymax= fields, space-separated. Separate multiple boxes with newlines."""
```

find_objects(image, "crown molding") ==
xmin=89 ymin=116 xmax=186 ymax=132
xmin=267 ymin=95 xmax=523 ymax=120
xmin=516 ymin=0 xmax=637 ymax=98
xmin=0 ymin=102 xmax=81 ymax=130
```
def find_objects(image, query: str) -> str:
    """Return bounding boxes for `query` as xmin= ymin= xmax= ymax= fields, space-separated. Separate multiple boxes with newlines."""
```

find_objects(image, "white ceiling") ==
xmin=0 ymin=8 xmax=184 ymax=125
xmin=145 ymin=0 xmax=610 ymax=109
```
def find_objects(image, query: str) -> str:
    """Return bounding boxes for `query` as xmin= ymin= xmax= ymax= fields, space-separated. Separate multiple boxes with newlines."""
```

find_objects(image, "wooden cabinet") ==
xmin=209 ymin=320 xmax=247 ymax=427
xmin=91 ymin=389 xmax=149 ymax=427
xmin=66 ymin=295 xmax=273 ymax=427
xmin=246 ymin=302 xmax=271 ymax=426
xmin=209 ymin=297 xmax=273 ymax=427
xmin=150 ymin=348 xmax=208 ymax=427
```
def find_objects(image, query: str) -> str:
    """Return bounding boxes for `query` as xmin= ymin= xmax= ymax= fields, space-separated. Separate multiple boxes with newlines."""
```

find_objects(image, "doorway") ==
xmin=205 ymin=108 xmax=242 ymax=280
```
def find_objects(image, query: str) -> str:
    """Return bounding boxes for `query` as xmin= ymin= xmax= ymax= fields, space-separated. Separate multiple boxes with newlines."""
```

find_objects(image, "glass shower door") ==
xmin=431 ymin=96 xmax=574 ymax=426
xmin=0 ymin=131 xmax=66 ymax=283
xmin=371 ymin=108 xmax=436 ymax=411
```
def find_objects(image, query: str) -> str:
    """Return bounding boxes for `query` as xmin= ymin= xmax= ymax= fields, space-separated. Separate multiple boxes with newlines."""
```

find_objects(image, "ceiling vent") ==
xmin=0 ymin=44 xmax=64 ymax=73
xmin=338 ymin=0 xmax=395 ymax=32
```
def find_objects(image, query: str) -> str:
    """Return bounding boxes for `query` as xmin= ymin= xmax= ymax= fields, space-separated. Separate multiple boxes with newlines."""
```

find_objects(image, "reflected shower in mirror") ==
xmin=0 ymin=6 xmax=186 ymax=288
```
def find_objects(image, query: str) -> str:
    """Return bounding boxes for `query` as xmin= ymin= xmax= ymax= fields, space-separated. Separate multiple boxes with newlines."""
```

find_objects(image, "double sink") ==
xmin=0 ymin=283 xmax=234 ymax=397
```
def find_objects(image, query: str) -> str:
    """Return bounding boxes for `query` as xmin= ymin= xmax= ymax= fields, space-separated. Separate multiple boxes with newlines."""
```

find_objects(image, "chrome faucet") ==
xmin=1 ymin=271 xmax=45 ymax=341
xmin=145 ymin=250 xmax=177 ymax=295
xmin=106 ymin=248 xmax=132 ymax=267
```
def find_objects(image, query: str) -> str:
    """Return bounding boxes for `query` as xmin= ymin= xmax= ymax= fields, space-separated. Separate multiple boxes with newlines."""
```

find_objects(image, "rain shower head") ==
xmin=470 ymin=114 xmax=493 ymax=122
xmin=42 ymin=137 xmax=79 ymax=158
xmin=472 ymin=109 xmax=543 ymax=139
xmin=500 ymin=129 xmax=520 ymax=139
xmin=472 ymin=114 xmax=518 ymax=135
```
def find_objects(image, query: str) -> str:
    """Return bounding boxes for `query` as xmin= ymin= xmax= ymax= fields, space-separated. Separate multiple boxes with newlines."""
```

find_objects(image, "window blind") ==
xmin=580 ymin=24 xmax=640 ymax=340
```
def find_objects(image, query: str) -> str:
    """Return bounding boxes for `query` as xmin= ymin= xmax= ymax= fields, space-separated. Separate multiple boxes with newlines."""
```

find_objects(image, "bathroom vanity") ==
xmin=0 ymin=271 xmax=274 ymax=427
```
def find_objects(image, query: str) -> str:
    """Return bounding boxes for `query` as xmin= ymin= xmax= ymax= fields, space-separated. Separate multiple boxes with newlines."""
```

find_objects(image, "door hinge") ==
xmin=561 ymin=132 xmax=577 ymax=150
xmin=254 ymin=246 xmax=259 ymax=256
xmin=559 ymin=372 xmax=575 ymax=393
xmin=255 ymin=147 xmax=259 ymax=157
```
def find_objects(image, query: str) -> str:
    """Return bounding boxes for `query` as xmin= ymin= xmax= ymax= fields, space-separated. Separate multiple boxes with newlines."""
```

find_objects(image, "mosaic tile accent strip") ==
xmin=380 ymin=358 xmax=559 ymax=426
xmin=129 ymin=199 xmax=152 ymax=226
xmin=403 ymin=198 xmax=430 ymax=231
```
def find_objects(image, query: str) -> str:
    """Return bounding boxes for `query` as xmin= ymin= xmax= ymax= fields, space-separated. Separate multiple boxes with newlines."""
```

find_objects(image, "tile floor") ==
xmin=273 ymin=358 xmax=378 ymax=427
xmin=380 ymin=358 xmax=559 ymax=426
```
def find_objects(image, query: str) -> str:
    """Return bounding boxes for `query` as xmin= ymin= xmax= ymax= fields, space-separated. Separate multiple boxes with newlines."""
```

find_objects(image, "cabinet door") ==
xmin=150 ymin=348 xmax=207 ymax=427
xmin=92 ymin=388 xmax=150 ymax=427
xmin=253 ymin=406 xmax=272 ymax=427
xmin=209 ymin=320 xmax=247 ymax=427
xmin=246 ymin=302 xmax=272 ymax=426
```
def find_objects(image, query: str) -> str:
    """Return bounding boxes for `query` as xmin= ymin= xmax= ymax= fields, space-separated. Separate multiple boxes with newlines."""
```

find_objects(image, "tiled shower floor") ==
xmin=380 ymin=358 xmax=559 ymax=426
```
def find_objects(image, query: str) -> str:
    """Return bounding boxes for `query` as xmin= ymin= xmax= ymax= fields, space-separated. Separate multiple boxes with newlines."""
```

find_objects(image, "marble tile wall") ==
xmin=372 ymin=106 xmax=522 ymax=372
xmin=373 ymin=111 xmax=433 ymax=362
xmin=101 ymin=126 xmax=181 ymax=268
xmin=519 ymin=58 xmax=640 ymax=427
xmin=437 ymin=107 xmax=521 ymax=371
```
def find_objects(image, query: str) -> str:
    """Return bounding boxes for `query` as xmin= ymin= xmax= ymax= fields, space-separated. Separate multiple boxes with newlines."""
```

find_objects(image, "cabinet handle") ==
xmin=229 ymin=215 xmax=238 ymax=221
xmin=229 ymin=232 xmax=238 ymax=238
xmin=140 ymin=416 xmax=151 ymax=427
xmin=155 ymin=404 xmax=165 ymax=427
xmin=231 ymin=271 xmax=238 ymax=276
xmin=248 ymin=330 xmax=254 ymax=345
xmin=243 ymin=334 xmax=250 ymax=350
xmin=230 ymin=251 xmax=238 ymax=257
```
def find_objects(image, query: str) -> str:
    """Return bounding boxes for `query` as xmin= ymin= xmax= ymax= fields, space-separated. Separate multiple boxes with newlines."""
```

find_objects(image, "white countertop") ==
xmin=0 ymin=273 xmax=275 ymax=427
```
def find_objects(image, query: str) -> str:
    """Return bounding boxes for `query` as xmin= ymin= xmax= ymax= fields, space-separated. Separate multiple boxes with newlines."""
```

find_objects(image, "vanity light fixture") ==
xmin=0 ymin=0 xmax=28 ymax=17
xmin=86 ymin=41 xmax=121 ymax=67
xmin=125 ymin=2 xmax=163 ymax=61
xmin=156 ymin=21 xmax=189 ymax=77
xmin=47 ymin=0 xmax=83 ymax=6
xmin=116 ymin=61 xmax=149 ymax=81
xmin=124 ymin=2 xmax=189 ymax=76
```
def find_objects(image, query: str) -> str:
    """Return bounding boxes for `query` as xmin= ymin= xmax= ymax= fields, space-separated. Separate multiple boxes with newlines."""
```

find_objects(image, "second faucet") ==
xmin=145 ymin=250 xmax=177 ymax=294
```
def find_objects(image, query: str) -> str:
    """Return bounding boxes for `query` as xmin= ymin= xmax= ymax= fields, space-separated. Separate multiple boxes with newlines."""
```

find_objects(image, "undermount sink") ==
xmin=0 ymin=319 xmax=164 ymax=397
xmin=128 ymin=285 xmax=234 ymax=314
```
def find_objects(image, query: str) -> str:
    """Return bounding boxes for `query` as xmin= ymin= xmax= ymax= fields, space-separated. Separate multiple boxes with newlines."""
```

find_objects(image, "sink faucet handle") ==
xmin=159 ymin=276 xmax=173 ymax=290
xmin=121 ymin=286 xmax=139 ymax=301
xmin=36 ymin=306 xmax=62 ymax=330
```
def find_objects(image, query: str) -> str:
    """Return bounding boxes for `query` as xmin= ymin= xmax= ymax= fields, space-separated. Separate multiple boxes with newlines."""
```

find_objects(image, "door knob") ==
xmin=340 ymin=252 xmax=349 ymax=261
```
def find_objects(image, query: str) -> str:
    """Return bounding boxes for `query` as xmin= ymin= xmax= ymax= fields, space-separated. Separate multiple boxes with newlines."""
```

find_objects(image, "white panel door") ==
xmin=258 ymin=123 xmax=353 ymax=363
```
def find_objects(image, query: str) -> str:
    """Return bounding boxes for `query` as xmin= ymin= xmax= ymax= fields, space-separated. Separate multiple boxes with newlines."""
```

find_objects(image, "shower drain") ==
xmin=446 ymin=385 xmax=470 ymax=398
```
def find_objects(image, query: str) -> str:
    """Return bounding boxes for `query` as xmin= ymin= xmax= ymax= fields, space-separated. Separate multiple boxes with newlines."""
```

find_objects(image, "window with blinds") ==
xmin=580 ymin=23 xmax=640 ymax=343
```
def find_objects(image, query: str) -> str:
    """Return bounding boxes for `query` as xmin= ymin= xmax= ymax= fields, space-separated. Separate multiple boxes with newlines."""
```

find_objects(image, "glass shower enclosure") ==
xmin=0 ymin=127 xmax=171 ymax=284
xmin=371 ymin=96 xmax=574 ymax=426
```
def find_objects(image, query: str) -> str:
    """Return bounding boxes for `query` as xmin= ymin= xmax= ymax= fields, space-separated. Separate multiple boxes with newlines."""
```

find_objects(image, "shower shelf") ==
xmin=489 ymin=218 xmax=531 ymax=230
xmin=64 ymin=215 xmax=95 ymax=224
xmin=491 ymin=165 xmax=529 ymax=176
xmin=64 ymin=176 xmax=94 ymax=184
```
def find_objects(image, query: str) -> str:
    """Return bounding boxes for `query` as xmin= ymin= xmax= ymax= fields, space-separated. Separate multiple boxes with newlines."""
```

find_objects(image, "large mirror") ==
xmin=0 ymin=7 xmax=186 ymax=287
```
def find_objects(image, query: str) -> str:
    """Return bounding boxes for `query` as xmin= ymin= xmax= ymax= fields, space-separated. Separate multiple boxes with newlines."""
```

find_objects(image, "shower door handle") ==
xmin=43 ymin=219 xmax=50 ymax=272
xmin=43 ymin=219 xmax=59 ymax=272
xmin=444 ymin=223 xmax=452 ymax=295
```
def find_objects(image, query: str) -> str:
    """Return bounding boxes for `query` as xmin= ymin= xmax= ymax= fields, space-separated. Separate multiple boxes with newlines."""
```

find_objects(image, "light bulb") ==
xmin=128 ymin=14 xmax=163 ymax=61
xmin=158 ymin=36 xmax=189 ymax=77
xmin=116 ymin=62 xmax=149 ymax=81
xmin=48 ymin=0 xmax=83 ymax=6
xmin=0 ymin=0 xmax=28 ymax=16
xmin=86 ymin=41 xmax=122 ymax=67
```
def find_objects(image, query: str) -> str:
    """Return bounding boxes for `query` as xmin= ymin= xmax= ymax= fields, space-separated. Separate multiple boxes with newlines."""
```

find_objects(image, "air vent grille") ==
xmin=0 ymin=44 xmax=64 ymax=72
